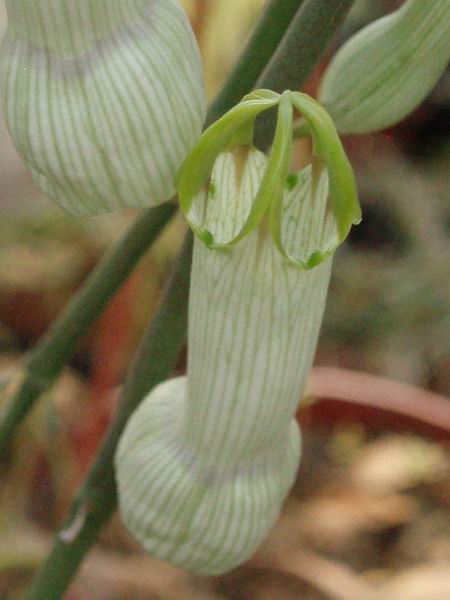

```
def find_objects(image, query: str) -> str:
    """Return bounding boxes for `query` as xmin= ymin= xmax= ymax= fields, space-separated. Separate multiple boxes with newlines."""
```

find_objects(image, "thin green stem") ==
xmin=206 ymin=0 xmax=306 ymax=125
xmin=0 ymin=203 xmax=176 ymax=460
xmin=26 ymin=0 xmax=355 ymax=596
xmin=26 ymin=233 xmax=194 ymax=600
xmin=255 ymin=0 xmax=356 ymax=148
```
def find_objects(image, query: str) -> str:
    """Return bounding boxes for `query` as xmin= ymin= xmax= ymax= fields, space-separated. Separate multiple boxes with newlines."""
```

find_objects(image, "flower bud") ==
xmin=179 ymin=90 xmax=360 ymax=268
xmin=115 ymin=92 xmax=360 ymax=574
xmin=1 ymin=0 xmax=206 ymax=214
xmin=319 ymin=0 xmax=450 ymax=134
xmin=116 ymin=148 xmax=333 ymax=574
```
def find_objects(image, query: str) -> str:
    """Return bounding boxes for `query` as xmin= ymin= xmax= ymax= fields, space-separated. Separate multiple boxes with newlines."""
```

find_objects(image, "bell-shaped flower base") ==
xmin=116 ymin=376 xmax=300 ymax=574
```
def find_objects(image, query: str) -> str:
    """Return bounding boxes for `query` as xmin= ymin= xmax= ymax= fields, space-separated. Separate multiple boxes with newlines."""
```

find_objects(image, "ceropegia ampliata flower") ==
xmin=0 ymin=0 xmax=205 ymax=214
xmin=115 ymin=91 xmax=361 ymax=574
xmin=319 ymin=0 xmax=450 ymax=134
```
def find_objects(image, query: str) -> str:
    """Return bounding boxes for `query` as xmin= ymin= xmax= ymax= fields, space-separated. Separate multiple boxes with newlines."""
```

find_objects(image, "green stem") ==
xmin=206 ymin=0 xmax=306 ymax=125
xmin=26 ymin=233 xmax=194 ymax=600
xmin=0 ymin=203 xmax=176 ymax=460
xmin=255 ymin=0 xmax=356 ymax=148
xmin=26 ymin=0 xmax=355 ymax=596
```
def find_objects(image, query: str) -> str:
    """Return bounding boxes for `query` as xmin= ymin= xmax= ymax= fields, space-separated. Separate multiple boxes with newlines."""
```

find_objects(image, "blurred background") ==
xmin=0 ymin=1 xmax=449 ymax=598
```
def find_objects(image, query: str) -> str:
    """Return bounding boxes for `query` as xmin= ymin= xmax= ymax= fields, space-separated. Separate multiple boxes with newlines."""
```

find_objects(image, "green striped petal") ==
xmin=1 ymin=0 xmax=206 ymax=215
xmin=115 ymin=148 xmax=332 ymax=574
xmin=319 ymin=0 xmax=450 ymax=134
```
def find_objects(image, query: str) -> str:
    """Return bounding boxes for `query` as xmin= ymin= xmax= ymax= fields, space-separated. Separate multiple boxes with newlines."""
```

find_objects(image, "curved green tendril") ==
xmin=177 ymin=89 xmax=361 ymax=268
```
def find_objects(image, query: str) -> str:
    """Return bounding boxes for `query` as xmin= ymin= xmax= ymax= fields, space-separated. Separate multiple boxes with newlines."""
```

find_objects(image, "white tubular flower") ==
xmin=0 ymin=0 xmax=206 ymax=214
xmin=319 ymin=0 xmax=450 ymax=134
xmin=116 ymin=91 xmax=360 ymax=575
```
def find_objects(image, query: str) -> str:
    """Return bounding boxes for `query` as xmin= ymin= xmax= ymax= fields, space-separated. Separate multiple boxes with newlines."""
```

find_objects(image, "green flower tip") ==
xmin=177 ymin=90 xmax=361 ymax=269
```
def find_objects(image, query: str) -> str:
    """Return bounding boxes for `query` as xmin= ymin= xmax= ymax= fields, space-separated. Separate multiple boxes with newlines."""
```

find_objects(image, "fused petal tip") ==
xmin=178 ymin=90 xmax=360 ymax=267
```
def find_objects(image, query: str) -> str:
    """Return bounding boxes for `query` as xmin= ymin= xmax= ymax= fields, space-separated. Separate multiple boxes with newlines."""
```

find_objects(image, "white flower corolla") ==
xmin=116 ymin=150 xmax=333 ymax=574
xmin=115 ymin=91 xmax=360 ymax=575
xmin=320 ymin=0 xmax=450 ymax=134
xmin=0 ymin=0 xmax=206 ymax=214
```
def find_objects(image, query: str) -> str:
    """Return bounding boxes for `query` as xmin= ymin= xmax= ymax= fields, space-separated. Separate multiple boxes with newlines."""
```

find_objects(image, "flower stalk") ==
xmin=0 ymin=202 xmax=176 ymax=460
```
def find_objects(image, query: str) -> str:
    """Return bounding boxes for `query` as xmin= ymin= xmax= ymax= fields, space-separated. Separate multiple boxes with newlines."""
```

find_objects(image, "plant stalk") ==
xmin=255 ymin=0 xmax=356 ymax=148
xmin=26 ymin=232 xmax=194 ymax=600
xmin=0 ymin=203 xmax=176 ymax=460
xmin=206 ymin=0 xmax=306 ymax=125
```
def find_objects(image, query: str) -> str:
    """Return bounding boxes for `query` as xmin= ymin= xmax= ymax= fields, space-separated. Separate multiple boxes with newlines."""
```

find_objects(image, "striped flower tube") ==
xmin=319 ymin=0 xmax=450 ymax=134
xmin=116 ymin=92 xmax=360 ymax=574
xmin=0 ymin=0 xmax=205 ymax=214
